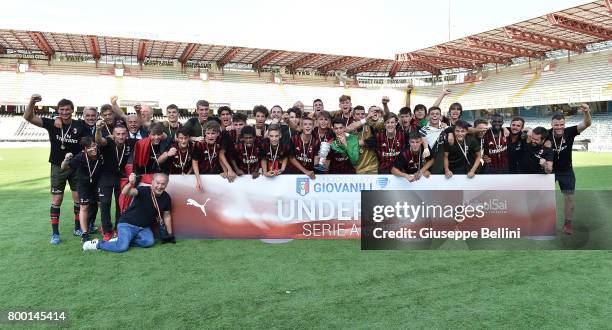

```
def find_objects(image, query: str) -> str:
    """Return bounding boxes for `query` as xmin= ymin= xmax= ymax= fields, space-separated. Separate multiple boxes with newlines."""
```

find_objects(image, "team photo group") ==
xmin=23 ymin=90 xmax=593 ymax=252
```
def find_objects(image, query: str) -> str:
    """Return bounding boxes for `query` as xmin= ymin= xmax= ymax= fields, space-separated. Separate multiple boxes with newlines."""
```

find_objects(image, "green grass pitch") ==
xmin=1 ymin=148 xmax=611 ymax=328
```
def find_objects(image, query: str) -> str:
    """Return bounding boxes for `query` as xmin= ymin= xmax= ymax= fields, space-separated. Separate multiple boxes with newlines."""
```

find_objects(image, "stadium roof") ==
xmin=396 ymin=0 xmax=612 ymax=74
xmin=0 ymin=1 xmax=609 ymax=77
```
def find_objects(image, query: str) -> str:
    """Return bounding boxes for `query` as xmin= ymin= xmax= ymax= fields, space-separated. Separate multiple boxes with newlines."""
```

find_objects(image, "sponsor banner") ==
xmin=165 ymin=174 xmax=555 ymax=239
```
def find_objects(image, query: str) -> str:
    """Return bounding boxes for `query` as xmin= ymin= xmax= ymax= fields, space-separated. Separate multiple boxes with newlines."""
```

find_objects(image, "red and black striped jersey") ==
xmin=231 ymin=142 xmax=262 ymax=174
xmin=483 ymin=129 xmax=509 ymax=171
xmin=290 ymin=134 xmax=320 ymax=172
xmin=168 ymin=143 xmax=193 ymax=174
xmin=328 ymin=148 xmax=355 ymax=174
xmin=375 ymin=130 xmax=406 ymax=174
xmin=259 ymin=139 xmax=292 ymax=172
xmin=333 ymin=112 xmax=356 ymax=127
xmin=313 ymin=127 xmax=335 ymax=145
xmin=192 ymin=139 xmax=223 ymax=174
xmin=394 ymin=146 xmax=427 ymax=174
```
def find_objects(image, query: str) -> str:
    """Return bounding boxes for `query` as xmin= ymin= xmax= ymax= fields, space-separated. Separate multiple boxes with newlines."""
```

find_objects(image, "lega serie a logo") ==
xmin=296 ymin=178 xmax=310 ymax=196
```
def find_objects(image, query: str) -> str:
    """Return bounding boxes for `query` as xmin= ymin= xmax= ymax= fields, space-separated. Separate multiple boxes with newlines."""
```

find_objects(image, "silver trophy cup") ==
xmin=314 ymin=141 xmax=331 ymax=172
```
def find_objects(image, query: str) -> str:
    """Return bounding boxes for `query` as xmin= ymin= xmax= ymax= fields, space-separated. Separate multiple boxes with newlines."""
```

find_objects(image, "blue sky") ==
xmin=0 ymin=0 xmax=591 ymax=59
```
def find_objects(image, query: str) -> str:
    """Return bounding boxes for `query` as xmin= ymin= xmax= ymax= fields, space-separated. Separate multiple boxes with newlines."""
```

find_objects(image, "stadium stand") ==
xmin=411 ymin=49 xmax=612 ymax=111
xmin=0 ymin=1 xmax=610 ymax=148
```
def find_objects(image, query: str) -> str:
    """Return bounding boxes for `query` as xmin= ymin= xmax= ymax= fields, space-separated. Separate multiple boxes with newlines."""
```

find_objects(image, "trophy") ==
xmin=314 ymin=141 xmax=331 ymax=172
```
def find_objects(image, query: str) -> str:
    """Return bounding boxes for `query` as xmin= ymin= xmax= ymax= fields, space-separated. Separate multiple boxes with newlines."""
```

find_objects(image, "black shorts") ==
xmin=555 ymin=169 xmax=576 ymax=194
xmin=50 ymin=164 xmax=78 ymax=195
xmin=78 ymin=182 xmax=98 ymax=204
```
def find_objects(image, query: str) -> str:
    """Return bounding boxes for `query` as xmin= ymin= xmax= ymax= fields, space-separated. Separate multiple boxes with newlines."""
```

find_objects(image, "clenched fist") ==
xmin=30 ymin=94 xmax=42 ymax=104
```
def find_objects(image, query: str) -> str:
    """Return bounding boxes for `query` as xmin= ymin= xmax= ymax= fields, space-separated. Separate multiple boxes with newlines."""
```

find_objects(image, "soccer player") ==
xmin=346 ymin=106 xmax=382 ymax=174
xmin=260 ymin=124 xmax=291 ymax=177
xmin=289 ymin=116 xmax=319 ymax=179
xmin=133 ymin=122 xmax=170 ymax=180
xmin=407 ymin=88 xmax=449 ymax=130
xmin=219 ymin=113 xmax=247 ymax=182
xmin=193 ymin=121 xmax=228 ymax=191
xmin=183 ymin=100 xmax=210 ymax=142
xmin=24 ymin=94 xmax=91 ymax=244
xmin=99 ymin=104 xmax=120 ymax=137
xmin=229 ymin=126 xmax=262 ymax=179
xmin=314 ymin=111 xmax=335 ymax=145
xmin=269 ymin=105 xmax=283 ymax=125
xmin=163 ymin=104 xmax=182 ymax=142
xmin=375 ymin=113 xmax=405 ymax=174
xmin=334 ymin=95 xmax=354 ymax=126
xmin=346 ymin=106 xmax=384 ymax=132
xmin=313 ymin=99 xmax=324 ymax=117
xmin=83 ymin=173 xmax=174 ymax=252
xmin=293 ymin=100 xmax=305 ymax=111
xmin=507 ymin=117 xmax=526 ymax=174
xmin=328 ymin=118 xmax=358 ymax=174
xmin=398 ymin=107 xmax=412 ymax=135
xmin=392 ymin=132 xmax=434 ymax=182
xmin=61 ymin=136 xmax=104 ymax=242
xmin=482 ymin=114 xmax=509 ymax=174
xmin=444 ymin=120 xmax=481 ymax=178
xmin=217 ymin=106 xmax=233 ymax=131
xmin=167 ymin=127 xmax=193 ymax=175
xmin=281 ymin=107 xmax=301 ymax=142
xmin=548 ymin=105 xmax=592 ymax=235
xmin=350 ymin=105 xmax=366 ymax=124
xmin=410 ymin=104 xmax=427 ymax=132
xmin=446 ymin=102 xmax=463 ymax=126
xmin=473 ymin=118 xmax=488 ymax=145
xmin=58 ymin=106 xmax=101 ymax=230
xmin=95 ymin=123 xmax=131 ymax=241
xmin=253 ymin=105 xmax=269 ymax=139
xmin=521 ymin=127 xmax=553 ymax=175
xmin=419 ymin=106 xmax=448 ymax=174
xmin=222 ymin=112 xmax=247 ymax=147
xmin=53 ymin=106 xmax=93 ymax=138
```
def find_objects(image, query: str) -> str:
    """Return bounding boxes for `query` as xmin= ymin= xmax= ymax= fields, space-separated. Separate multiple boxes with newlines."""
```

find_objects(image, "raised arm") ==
xmin=577 ymin=103 xmax=592 ymax=133
xmin=24 ymin=94 xmax=44 ymax=127
xmin=158 ymin=146 xmax=176 ymax=165
xmin=110 ymin=96 xmax=128 ymax=122
xmin=95 ymin=120 xmax=108 ymax=146
xmin=346 ymin=111 xmax=375 ymax=132
xmin=405 ymin=85 xmax=413 ymax=108
xmin=381 ymin=96 xmax=390 ymax=117
xmin=60 ymin=153 xmax=74 ymax=171
xmin=432 ymin=89 xmax=451 ymax=108
xmin=122 ymin=173 xmax=139 ymax=196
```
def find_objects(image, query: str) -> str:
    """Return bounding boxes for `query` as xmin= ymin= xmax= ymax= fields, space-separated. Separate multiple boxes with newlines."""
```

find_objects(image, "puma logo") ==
xmin=187 ymin=198 xmax=211 ymax=216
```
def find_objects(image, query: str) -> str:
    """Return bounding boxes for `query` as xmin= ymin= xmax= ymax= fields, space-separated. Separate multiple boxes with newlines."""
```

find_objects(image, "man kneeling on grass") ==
xmin=83 ymin=172 xmax=175 ymax=252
